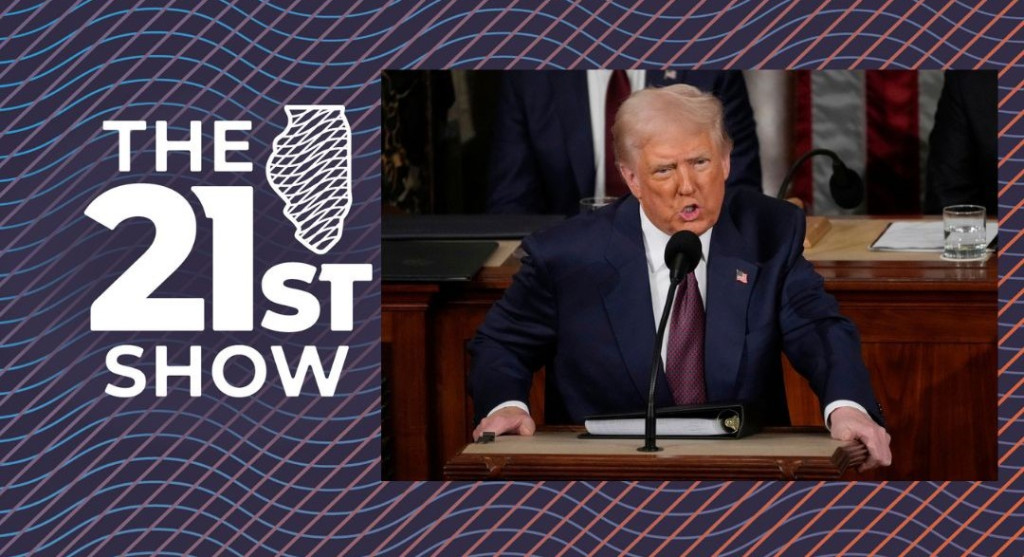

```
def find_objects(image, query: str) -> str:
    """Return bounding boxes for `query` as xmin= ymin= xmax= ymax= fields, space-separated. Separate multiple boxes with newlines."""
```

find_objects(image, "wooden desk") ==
xmin=382 ymin=219 xmax=997 ymax=480
xmin=444 ymin=427 xmax=865 ymax=481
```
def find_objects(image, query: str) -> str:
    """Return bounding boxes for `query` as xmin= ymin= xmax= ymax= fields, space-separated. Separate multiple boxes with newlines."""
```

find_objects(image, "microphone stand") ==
xmin=639 ymin=274 xmax=685 ymax=452
xmin=775 ymin=148 xmax=863 ymax=209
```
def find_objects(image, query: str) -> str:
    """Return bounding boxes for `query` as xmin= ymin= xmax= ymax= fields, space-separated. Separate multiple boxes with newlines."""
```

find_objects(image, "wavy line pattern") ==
xmin=0 ymin=0 xmax=1022 ymax=555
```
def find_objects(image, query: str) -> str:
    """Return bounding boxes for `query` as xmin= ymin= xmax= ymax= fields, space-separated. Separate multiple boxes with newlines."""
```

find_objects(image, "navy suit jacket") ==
xmin=469 ymin=189 xmax=884 ymax=426
xmin=486 ymin=70 xmax=762 ymax=215
xmin=924 ymin=70 xmax=997 ymax=214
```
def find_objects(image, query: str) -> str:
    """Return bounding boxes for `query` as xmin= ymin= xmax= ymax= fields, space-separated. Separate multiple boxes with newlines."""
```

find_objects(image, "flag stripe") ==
xmin=792 ymin=70 xmax=813 ymax=209
xmin=811 ymin=70 xmax=866 ymax=214
xmin=866 ymin=70 xmax=920 ymax=213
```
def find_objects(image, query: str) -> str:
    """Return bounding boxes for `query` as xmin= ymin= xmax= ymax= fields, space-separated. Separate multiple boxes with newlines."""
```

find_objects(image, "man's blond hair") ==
xmin=612 ymin=84 xmax=733 ymax=167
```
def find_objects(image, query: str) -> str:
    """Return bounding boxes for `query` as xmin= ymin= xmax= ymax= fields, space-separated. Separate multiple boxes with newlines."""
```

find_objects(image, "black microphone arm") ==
xmin=639 ymin=231 xmax=702 ymax=453
xmin=775 ymin=148 xmax=864 ymax=210
xmin=639 ymin=275 xmax=683 ymax=452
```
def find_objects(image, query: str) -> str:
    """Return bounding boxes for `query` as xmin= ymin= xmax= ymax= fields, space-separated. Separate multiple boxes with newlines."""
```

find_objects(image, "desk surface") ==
xmin=445 ymin=428 xmax=866 ymax=481
xmin=383 ymin=217 xmax=996 ymax=481
xmin=478 ymin=217 xmax=996 ymax=275
xmin=804 ymin=217 xmax=996 ymax=262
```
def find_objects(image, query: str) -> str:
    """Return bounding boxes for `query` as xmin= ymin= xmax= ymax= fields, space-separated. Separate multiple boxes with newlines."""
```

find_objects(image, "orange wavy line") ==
xmin=898 ymin=482 xmax=982 ymax=557
xmin=808 ymin=483 xmax=886 ymax=556
xmin=742 ymin=482 xmax=823 ymax=557
xmin=868 ymin=482 xmax=948 ymax=556
xmin=651 ymin=482 xmax=732 ymax=556
xmin=816 ymin=0 xmax=895 ymax=69
xmin=620 ymin=482 xmax=699 ymax=556
xmin=684 ymin=481 xmax=763 ymax=557
xmin=775 ymin=483 xmax=856 ymax=555
xmin=713 ymin=482 xmax=792 ymax=556
xmin=932 ymin=466 xmax=1024 ymax=555
xmin=555 ymin=481 xmax=638 ymax=557
xmin=528 ymin=481 xmax=608 ymax=556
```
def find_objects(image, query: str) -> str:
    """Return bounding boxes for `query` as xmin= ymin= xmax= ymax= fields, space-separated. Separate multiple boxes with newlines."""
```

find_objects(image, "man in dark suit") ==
xmin=470 ymin=84 xmax=891 ymax=471
xmin=924 ymin=70 xmax=998 ymax=214
xmin=486 ymin=70 xmax=762 ymax=215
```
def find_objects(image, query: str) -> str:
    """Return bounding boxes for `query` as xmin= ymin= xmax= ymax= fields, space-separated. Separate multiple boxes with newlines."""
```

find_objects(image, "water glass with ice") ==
xmin=942 ymin=204 xmax=987 ymax=260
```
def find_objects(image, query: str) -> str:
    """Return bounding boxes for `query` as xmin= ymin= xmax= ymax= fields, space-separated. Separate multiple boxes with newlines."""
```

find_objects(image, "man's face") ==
xmin=618 ymin=123 xmax=730 ymax=237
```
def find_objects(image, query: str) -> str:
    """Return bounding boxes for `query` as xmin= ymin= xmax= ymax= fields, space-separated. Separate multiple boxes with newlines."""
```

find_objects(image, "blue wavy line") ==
xmin=0 ymin=360 xmax=380 ymax=430
xmin=0 ymin=322 xmax=92 ymax=352
xmin=925 ymin=0 xmax=1024 ymax=25
xmin=0 ymin=30 xmax=376 ymax=99
xmin=412 ymin=30 xmax=592 ymax=66
xmin=0 ymin=2 xmax=384 ymax=45
xmin=0 ymin=230 xmax=106 ymax=276
xmin=1 ymin=440 xmax=377 ymax=513
xmin=2 ymin=75 xmax=373 ymax=134
xmin=32 ymin=522 xmax=247 ymax=557
xmin=0 ymin=0 xmax=52 ymax=17
xmin=0 ymin=0 xmax=96 ymax=38
xmin=764 ymin=524 xmax=976 ymax=556
xmin=0 ymin=106 xmax=374 ymax=187
xmin=444 ymin=54 xmax=567 ymax=69
xmin=1 ymin=423 xmax=382 ymax=493
xmin=0 ymin=169 xmax=251 ymax=227
xmin=416 ymin=4 xmax=1023 ymax=70
xmin=0 ymin=461 xmax=387 ymax=544
xmin=751 ymin=31 xmax=994 ymax=68
xmin=0 ymin=227 xmax=380 ymax=310
xmin=409 ymin=523 xmax=589 ymax=556
xmin=1 ymin=118 xmax=375 ymax=185
xmin=0 ymin=211 xmax=379 ymax=274
xmin=0 ymin=345 xmax=380 ymax=404
xmin=0 ymin=5 xmax=439 ymax=70
xmin=0 ymin=245 xmax=379 ymax=325
xmin=0 ymin=256 xmax=97 ymax=301
xmin=2 ymin=482 xmax=331 ymax=549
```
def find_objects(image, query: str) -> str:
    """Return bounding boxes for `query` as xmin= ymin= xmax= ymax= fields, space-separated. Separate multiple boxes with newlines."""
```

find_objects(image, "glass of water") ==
xmin=579 ymin=196 xmax=618 ymax=213
xmin=942 ymin=204 xmax=987 ymax=260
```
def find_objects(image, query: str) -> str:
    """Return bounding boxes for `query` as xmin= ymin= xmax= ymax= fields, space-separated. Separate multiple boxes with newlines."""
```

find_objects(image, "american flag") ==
xmin=745 ymin=70 xmax=953 ymax=215
xmin=736 ymin=269 xmax=748 ymax=284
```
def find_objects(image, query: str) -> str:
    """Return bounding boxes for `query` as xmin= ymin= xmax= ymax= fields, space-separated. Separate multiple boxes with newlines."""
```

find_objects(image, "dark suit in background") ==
xmin=925 ymin=70 xmax=998 ymax=214
xmin=486 ymin=70 xmax=762 ymax=215
xmin=469 ymin=189 xmax=883 ymax=426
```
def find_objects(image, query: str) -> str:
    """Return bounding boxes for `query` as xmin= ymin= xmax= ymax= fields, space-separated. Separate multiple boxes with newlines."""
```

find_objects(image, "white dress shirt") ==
xmin=489 ymin=180 xmax=867 ymax=428
xmin=586 ymin=70 xmax=646 ymax=197
xmin=638 ymin=207 xmax=710 ymax=366
xmin=636 ymin=208 xmax=865 ymax=427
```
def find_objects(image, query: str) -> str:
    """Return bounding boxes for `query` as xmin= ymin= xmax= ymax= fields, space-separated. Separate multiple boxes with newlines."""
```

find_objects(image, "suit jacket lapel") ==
xmin=554 ymin=72 xmax=595 ymax=198
xmin=705 ymin=200 xmax=758 ymax=401
xmin=599 ymin=197 xmax=664 ymax=403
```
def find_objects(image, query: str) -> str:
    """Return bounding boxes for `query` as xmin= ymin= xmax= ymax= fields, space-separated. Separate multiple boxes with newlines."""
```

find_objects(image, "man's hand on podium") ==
xmin=472 ymin=406 xmax=536 ymax=441
xmin=829 ymin=406 xmax=892 ymax=472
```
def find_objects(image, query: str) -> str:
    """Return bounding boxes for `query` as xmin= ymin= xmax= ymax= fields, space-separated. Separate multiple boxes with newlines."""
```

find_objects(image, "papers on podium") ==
xmin=869 ymin=220 xmax=997 ymax=252
xmin=583 ymin=402 xmax=760 ymax=439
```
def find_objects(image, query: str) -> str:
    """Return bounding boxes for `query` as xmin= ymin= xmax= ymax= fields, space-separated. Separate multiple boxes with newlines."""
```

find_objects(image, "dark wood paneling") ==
xmin=384 ymin=253 xmax=997 ymax=480
xmin=380 ymin=285 xmax=438 ymax=480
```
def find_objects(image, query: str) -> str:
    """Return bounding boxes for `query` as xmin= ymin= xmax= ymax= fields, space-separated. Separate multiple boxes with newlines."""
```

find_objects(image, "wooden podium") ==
xmin=444 ymin=427 xmax=866 ymax=481
xmin=384 ymin=217 xmax=996 ymax=480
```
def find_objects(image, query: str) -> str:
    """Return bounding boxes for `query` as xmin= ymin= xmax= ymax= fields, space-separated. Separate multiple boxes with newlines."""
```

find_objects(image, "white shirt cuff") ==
xmin=487 ymin=400 xmax=529 ymax=417
xmin=824 ymin=399 xmax=869 ymax=431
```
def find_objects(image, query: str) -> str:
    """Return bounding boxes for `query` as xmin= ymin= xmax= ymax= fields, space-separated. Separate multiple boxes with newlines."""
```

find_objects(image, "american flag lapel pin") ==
xmin=664 ymin=70 xmax=677 ymax=80
xmin=736 ymin=269 xmax=748 ymax=284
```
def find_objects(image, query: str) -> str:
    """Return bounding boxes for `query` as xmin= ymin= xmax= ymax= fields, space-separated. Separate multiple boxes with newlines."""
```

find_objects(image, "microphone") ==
xmin=776 ymin=148 xmax=864 ymax=210
xmin=639 ymin=230 xmax=702 ymax=452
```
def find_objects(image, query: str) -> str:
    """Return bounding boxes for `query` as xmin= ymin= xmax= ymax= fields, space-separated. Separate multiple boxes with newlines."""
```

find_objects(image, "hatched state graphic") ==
xmin=266 ymin=105 xmax=352 ymax=255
